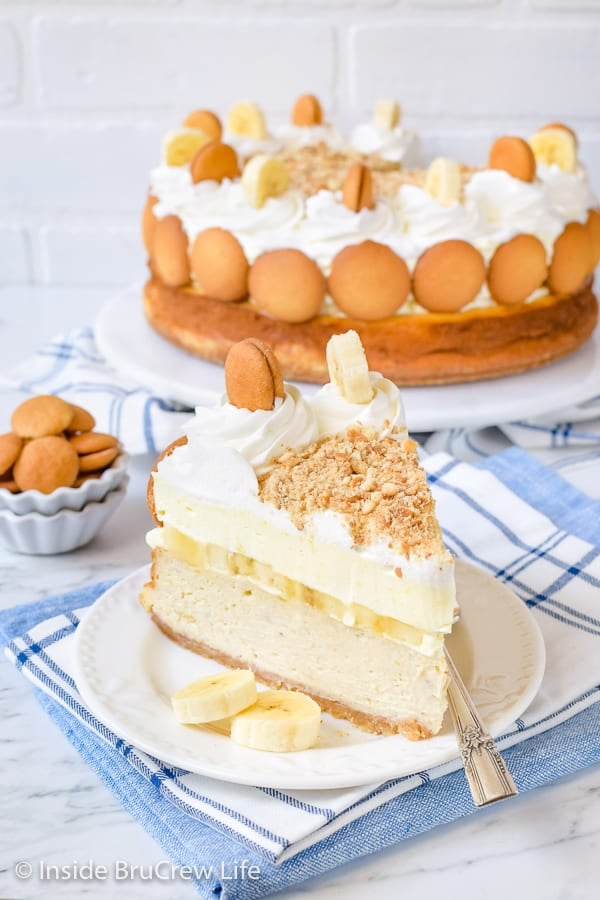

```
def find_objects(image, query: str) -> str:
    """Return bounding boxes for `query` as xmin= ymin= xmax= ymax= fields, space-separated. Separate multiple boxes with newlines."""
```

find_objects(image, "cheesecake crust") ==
xmin=143 ymin=277 xmax=598 ymax=386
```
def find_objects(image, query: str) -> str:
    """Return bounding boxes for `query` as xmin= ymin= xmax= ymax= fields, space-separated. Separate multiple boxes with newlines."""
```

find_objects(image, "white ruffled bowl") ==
xmin=0 ymin=482 xmax=127 ymax=555
xmin=0 ymin=453 xmax=128 ymax=515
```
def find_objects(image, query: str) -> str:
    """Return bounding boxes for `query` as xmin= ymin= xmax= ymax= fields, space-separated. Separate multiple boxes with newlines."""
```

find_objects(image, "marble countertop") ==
xmin=0 ymin=287 xmax=598 ymax=900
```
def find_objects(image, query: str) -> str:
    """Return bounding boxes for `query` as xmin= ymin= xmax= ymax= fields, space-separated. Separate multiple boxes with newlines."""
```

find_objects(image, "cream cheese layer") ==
xmin=150 ymin=474 xmax=456 ymax=633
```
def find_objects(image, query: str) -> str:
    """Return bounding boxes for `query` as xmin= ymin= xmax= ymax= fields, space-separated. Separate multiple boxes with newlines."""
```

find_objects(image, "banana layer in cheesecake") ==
xmin=147 ymin=526 xmax=446 ymax=656
xmin=141 ymin=548 xmax=449 ymax=739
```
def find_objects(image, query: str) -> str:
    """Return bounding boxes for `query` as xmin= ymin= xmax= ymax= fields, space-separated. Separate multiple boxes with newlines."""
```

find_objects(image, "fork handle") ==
xmin=445 ymin=649 xmax=518 ymax=807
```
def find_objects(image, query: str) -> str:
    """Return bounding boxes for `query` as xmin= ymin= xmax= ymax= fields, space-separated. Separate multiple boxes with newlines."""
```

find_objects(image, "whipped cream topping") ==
xmin=311 ymin=372 xmax=407 ymax=440
xmin=183 ymin=385 xmax=318 ymax=476
xmin=150 ymin=148 xmax=597 ymax=313
xmin=350 ymin=122 xmax=420 ymax=165
xmin=298 ymin=190 xmax=397 ymax=272
xmin=223 ymin=132 xmax=284 ymax=161
xmin=274 ymin=123 xmax=347 ymax=152
xmin=537 ymin=163 xmax=597 ymax=223
xmin=149 ymin=165 xmax=304 ymax=262
xmin=464 ymin=170 xmax=566 ymax=259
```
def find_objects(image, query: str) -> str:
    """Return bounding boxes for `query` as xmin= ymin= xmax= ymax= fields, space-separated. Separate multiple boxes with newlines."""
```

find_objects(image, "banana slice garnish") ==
xmin=163 ymin=128 xmax=211 ymax=167
xmin=241 ymin=154 xmax=290 ymax=208
xmin=374 ymin=99 xmax=401 ymax=131
xmin=172 ymin=670 xmax=257 ymax=724
xmin=326 ymin=331 xmax=374 ymax=404
xmin=226 ymin=101 xmax=268 ymax=140
xmin=528 ymin=127 xmax=577 ymax=173
xmin=230 ymin=690 xmax=321 ymax=752
xmin=424 ymin=157 xmax=461 ymax=206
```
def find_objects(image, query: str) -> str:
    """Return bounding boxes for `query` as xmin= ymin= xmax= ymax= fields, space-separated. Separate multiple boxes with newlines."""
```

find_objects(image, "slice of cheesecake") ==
xmin=141 ymin=333 xmax=455 ymax=739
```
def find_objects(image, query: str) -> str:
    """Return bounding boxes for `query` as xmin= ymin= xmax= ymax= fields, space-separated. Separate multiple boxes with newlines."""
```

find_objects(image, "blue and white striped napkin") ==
xmin=3 ymin=327 xmax=600 ymax=464
xmin=2 ymin=449 xmax=600 ymax=899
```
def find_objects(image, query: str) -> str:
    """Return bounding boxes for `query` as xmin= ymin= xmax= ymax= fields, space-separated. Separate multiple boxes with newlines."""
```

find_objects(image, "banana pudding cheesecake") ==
xmin=141 ymin=333 xmax=455 ymax=739
xmin=142 ymin=94 xmax=599 ymax=385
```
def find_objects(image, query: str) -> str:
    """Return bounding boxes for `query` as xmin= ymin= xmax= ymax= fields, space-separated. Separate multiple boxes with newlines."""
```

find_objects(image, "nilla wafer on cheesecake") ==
xmin=488 ymin=136 xmax=536 ymax=183
xmin=190 ymin=141 xmax=240 ymax=184
xmin=225 ymin=338 xmax=284 ymax=412
xmin=249 ymin=249 xmax=325 ymax=323
xmin=413 ymin=240 xmax=486 ymax=313
xmin=548 ymin=222 xmax=593 ymax=295
xmin=182 ymin=109 xmax=223 ymax=141
xmin=488 ymin=234 xmax=548 ymax=306
xmin=151 ymin=215 xmax=190 ymax=288
xmin=328 ymin=241 xmax=410 ymax=320
xmin=191 ymin=228 xmax=249 ymax=302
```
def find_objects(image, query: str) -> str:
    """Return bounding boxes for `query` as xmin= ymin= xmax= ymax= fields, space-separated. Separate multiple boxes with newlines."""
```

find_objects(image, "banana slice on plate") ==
xmin=326 ymin=330 xmax=374 ymax=404
xmin=374 ymin=99 xmax=401 ymax=131
xmin=230 ymin=690 xmax=321 ymax=752
xmin=242 ymin=154 xmax=290 ymax=208
xmin=163 ymin=128 xmax=212 ymax=167
xmin=424 ymin=157 xmax=461 ymax=206
xmin=226 ymin=101 xmax=268 ymax=140
xmin=172 ymin=670 xmax=257 ymax=724
xmin=528 ymin=127 xmax=577 ymax=173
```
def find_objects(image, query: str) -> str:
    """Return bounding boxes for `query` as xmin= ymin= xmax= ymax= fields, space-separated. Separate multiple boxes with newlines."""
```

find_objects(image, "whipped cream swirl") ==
xmin=184 ymin=385 xmax=318 ymax=475
xmin=464 ymin=169 xmax=565 ymax=258
xmin=537 ymin=164 xmax=597 ymax=222
xmin=311 ymin=372 xmax=407 ymax=440
xmin=149 ymin=165 xmax=304 ymax=262
xmin=299 ymin=190 xmax=397 ymax=271
xmin=392 ymin=185 xmax=476 ymax=260
xmin=350 ymin=123 xmax=421 ymax=165
xmin=274 ymin=123 xmax=348 ymax=152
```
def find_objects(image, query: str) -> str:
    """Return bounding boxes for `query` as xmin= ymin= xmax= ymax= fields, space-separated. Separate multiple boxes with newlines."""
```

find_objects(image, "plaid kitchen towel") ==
xmin=3 ymin=326 xmax=600 ymax=465
xmin=424 ymin=394 xmax=600 ymax=466
xmin=2 ymin=448 xmax=600 ymax=899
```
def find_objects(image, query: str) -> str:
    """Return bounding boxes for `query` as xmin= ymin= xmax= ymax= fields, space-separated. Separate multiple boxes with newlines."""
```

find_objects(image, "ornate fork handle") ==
xmin=445 ymin=648 xmax=518 ymax=807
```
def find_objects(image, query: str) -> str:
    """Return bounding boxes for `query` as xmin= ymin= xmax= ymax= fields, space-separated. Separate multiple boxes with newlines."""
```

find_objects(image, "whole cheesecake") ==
xmin=141 ymin=97 xmax=600 ymax=386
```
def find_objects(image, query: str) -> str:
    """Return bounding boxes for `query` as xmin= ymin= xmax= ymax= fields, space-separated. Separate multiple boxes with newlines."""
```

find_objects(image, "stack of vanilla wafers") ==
xmin=1 ymin=395 xmax=121 ymax=495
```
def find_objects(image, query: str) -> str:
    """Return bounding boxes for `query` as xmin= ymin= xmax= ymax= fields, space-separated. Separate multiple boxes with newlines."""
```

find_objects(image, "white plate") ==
xmin=95 ymin=285 xmax=600 ymax=433
xmin=73 ymin=560 xmax=545 ymax=790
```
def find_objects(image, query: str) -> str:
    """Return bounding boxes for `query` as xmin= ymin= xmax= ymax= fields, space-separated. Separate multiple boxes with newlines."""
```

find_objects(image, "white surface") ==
xmin=96 ymin=286 xmax=600 ymax=433
xmin=73 ymin=561 xmax=545 ymax=791
xmin=0 ymin=290 xmax=598 ymax=900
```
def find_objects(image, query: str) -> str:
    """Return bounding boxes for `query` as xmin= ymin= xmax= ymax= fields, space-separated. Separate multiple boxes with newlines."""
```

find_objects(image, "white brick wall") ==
xmin=1 ymin=0 xmax=600 ymax=287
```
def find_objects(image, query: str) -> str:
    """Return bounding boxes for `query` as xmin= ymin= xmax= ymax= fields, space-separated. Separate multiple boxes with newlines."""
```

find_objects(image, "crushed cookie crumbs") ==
xmin=258 ymin=427 xmax=446 ymax=559
xmin=280 ymin=144 xmax=481 ymax=199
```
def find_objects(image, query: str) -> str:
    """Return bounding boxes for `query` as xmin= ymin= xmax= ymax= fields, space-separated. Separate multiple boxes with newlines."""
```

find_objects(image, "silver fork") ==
xmin=445 ymin=648 xmax=518 ymax=806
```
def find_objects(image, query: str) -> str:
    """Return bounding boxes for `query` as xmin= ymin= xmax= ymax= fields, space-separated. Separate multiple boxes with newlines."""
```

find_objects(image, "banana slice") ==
xmin=374 ymin=99 xmax=401 ymax=131
xmin=326 ymin=331 xmax=374 ymax=404
xmin=528 ymin=127 xmax=577 ymax=173
xmin=172 ymin=670 xmax=257 ymax=724
xmin=242 ymin=154 xmax=289 ymax=208
xmin=163 ymin=128 xmax=211 ymax=167
xmin=424 ymin=157 xmax=461 ymax=206
xmin=226 ymin=101 xmax=268 ymax=140
xmin=230 ymin=690 xmax=321 ymax=752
